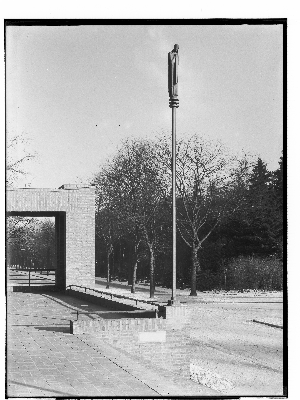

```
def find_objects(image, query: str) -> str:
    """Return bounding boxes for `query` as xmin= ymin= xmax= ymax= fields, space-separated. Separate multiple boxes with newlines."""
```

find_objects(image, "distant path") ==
xmin=95 ymin=277 xmax=169 ymax=294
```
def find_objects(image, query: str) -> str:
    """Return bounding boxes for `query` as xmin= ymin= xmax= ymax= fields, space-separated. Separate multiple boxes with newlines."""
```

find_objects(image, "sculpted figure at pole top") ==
xmin=168 ymin=44 xmax=179 ymax=98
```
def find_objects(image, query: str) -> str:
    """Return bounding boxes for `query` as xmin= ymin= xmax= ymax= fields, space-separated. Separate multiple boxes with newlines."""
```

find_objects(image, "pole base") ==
xmin=167 ymin=298 xmax=181 ymax=306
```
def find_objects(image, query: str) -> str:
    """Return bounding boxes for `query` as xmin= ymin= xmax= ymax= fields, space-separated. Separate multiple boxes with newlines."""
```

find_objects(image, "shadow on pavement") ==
xmin=12 ymin=286 xmax=57 ymax=293
xmin=40 ymin=293 xmax=105 ymax=313
xmin=8 ymin=380 xmax=75 ymax=396
xmin=34 ymin=325 xmax=70 ymax=333
xmin=11 ymin=324 xmax=70 ymax=333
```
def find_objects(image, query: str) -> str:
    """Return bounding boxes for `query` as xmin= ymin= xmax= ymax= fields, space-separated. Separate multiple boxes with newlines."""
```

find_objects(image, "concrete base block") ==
xmin=159 ymin=303 xmax=189 ymax=317
xmin=158 ymin=304 xmax=190 ymax=328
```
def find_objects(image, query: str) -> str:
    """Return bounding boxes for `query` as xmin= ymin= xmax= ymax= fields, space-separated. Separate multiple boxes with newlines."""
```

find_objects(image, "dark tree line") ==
xmin=94 ymin=135 xmax=283 ymax=296
xmin=6 ymin=136 xmax=283 ymax=295
xmin=7 ymin=217 xmax=56 ymax=270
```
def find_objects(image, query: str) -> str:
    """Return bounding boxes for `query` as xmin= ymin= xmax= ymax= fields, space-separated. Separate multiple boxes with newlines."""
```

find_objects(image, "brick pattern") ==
xmin=79 ymin=319 xmax=196 ymax=384
xmin=69 ymin=301 xmax=195 ymax=384
xmin=7 ymin=292 xmax=159 ymax=397
xmin=71 ymin=317 xmax=166 ymax=334
xmin=6 ymin=185 xmax=95 ymax=289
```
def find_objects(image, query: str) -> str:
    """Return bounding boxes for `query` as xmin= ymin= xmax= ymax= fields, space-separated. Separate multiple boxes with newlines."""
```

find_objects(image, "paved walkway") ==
xmin=6 ymin=281 xmax=283 ymax=397
xmin=6 ymin=291 xmax=215 ymax=397
xmin=94 ymin=278 xmax=284 ymax=396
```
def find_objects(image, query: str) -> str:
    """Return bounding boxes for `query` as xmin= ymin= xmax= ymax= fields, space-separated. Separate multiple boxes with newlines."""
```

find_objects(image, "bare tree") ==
xmin=94 ymin=138 xmax=169 ymax=297
xmin=6 ymin=133 xmax=36 ymax=186
xmin=95 ymin=171 xmax=121 ymax=289
xmin=177 ymin=136 xmax=250 ymax=295
xmin=157 ymin=133 xmax=249 ymax=296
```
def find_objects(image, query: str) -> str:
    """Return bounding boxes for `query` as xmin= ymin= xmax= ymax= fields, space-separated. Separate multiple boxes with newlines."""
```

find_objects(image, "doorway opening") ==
xmin=6 ymin=212 xmax=66 ymax=291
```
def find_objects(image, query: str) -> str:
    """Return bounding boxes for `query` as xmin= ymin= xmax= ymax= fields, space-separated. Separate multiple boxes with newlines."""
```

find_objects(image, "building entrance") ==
xmin=7 ymin=213 xmax=66 ymax=291
xmin=6 ymin=184 xmax=95 ymax=290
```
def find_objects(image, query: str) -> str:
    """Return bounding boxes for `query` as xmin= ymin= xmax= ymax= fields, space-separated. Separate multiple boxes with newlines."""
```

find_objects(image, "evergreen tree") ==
xmin=270 ymin=152 xmax=284 ymax=258
xmin=224 ymin=157 xmax=282 ymax=258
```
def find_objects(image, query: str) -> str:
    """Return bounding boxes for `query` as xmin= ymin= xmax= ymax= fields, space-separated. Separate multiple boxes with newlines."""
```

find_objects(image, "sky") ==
xmin=6 ymin=23 xmax=283 ymax=188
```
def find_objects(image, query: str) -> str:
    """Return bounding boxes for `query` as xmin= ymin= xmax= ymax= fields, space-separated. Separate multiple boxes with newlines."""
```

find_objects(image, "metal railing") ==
xmin=8 ymin=267 xmax=56 ymax=287
xmin=67 ymin=284 xmax=164 ymax=309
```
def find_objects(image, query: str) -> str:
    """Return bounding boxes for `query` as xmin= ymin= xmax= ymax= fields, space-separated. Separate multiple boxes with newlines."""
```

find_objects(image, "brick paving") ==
xmin=7 ymin=284 xmax=283 ymax=397
xmin=6 ymin=292 xmax=163 ymax=397
xmin=7 ymin=291 xmax=216 ymax=397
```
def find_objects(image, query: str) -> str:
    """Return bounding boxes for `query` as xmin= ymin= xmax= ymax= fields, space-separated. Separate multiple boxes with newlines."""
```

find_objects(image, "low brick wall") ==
xmin=72 ymin=319 xmax=196 ymax=382
xmin=71 ymin=316 xmax=166 ymax=334
xmin=70 ymin=303 xmax=196 ymax=382
xmin=69 ymin=293 xmax=191 ymax=335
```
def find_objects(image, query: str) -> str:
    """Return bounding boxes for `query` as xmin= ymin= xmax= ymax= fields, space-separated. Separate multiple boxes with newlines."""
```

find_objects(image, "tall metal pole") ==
xmin=171 ymin=106 xmax=177 ymax=303
xmin=168 ymin=44 xmax=179 ymax=305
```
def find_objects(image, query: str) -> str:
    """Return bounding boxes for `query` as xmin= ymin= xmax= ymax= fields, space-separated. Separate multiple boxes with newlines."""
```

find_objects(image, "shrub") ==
xmin=226 ymin=256 xmax=283 ymax=291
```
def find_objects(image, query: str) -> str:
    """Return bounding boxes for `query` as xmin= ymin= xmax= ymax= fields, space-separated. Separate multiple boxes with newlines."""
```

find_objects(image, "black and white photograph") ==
xmin=5 ymin=19 xmax=286 ymax=398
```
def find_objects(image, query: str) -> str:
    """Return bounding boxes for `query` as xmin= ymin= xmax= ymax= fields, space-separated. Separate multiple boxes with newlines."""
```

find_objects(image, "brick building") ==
xmin=6 ymin=184 xmax=95 ymax=289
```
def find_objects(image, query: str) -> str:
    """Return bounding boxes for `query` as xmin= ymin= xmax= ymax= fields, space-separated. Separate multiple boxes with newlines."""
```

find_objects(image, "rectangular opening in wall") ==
xmin=6 ymin=216 xmax=57 ymax=289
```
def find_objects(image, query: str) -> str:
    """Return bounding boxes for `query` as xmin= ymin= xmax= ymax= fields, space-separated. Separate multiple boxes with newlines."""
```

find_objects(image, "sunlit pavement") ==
xmin=185 ymin=301 xmax=284 ymax=395
xmin=6 ymin=291 xmax=217 ymax=397
xmin=94 ymin=278 xmax=284 ymax=396
xmin=7 ymin=292 xmax=160 ymax=397
xmin=7 ymin=278 xmax=284 ymax=397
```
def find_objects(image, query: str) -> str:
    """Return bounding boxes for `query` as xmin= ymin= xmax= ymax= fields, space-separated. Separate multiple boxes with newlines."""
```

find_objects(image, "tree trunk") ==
xmin=131 ymin=239 xmax=140 ymax=293
xmin=119 ymin=243 xmax=123 ymax=275
xmin=106 ymin=251 xmax=110 ymax=289
xmin=131 ymin=261 xmax=138 ymax=293
xmin=190 ymin=244 xmax=199 ymax=296
xmin=149 ymin=247 xmax=155 ymax=298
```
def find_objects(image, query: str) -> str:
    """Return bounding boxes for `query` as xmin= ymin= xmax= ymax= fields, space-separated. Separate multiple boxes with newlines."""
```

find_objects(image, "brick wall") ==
xmin=63 ymin=186 xmax=95 ymax=287
xmin=69 ymin=302 xmax=198 ymax=382
xmin=71 ymin=316 xmax=166 ymax=334
xmin=72 ymin=315 xmax=194 ymax=381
